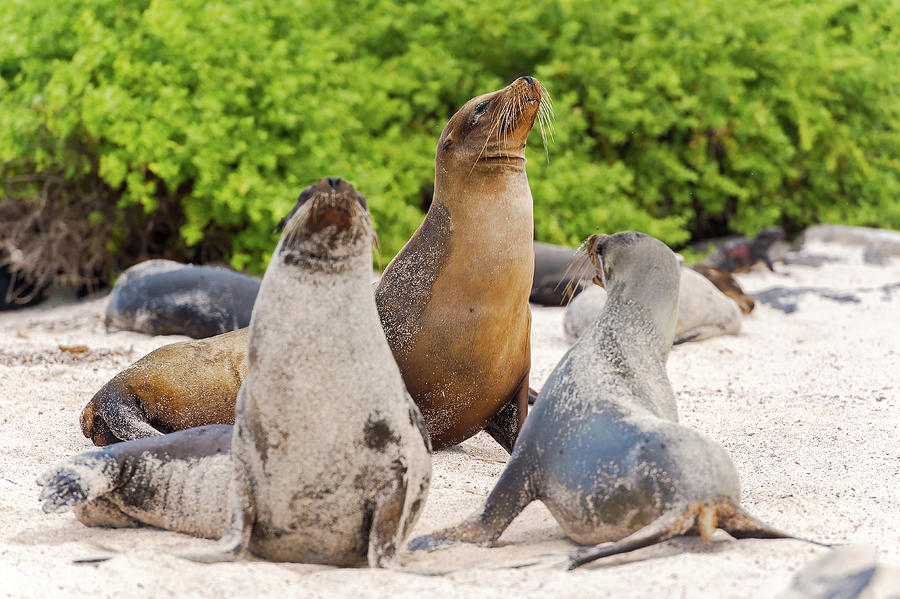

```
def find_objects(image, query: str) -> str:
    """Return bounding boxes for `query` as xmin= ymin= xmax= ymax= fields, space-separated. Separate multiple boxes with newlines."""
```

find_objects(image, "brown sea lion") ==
xmin=408 ymin=231 xmax=822 ymax=567
xmin=375 ymin=75 xmax=549 ymax=452
xmin=80 ymin=327 xmax=248 ymax=445
xmin=690 ymin=263 xmax=754 ymax=314
xmin=40 ymin=177 xmax=432 ymax=567
xmin=79 ymin=78 xmax=548 ymax=454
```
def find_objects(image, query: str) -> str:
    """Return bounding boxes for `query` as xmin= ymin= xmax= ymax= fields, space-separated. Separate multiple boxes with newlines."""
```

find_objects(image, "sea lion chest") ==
xmin=232 ymin=262 xmax=425 ymax=561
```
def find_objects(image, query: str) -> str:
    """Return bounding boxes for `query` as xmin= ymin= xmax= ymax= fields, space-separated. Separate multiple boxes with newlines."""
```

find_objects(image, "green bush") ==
xmin=1 ymin=0 xmax=898 ymax=283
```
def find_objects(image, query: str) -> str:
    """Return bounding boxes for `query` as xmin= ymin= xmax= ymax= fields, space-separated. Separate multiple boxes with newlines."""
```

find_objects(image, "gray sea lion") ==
xmin=40 ymin=177 xmax=432 ymax=567
xmin=563 ymin=266 xmax=743 ymax=345
xmin=779 ymin=546 xmax=900 ymax=599
xmin=105 ymin=260 xmax=260 ymax=338
xmin=408 ymin=231 xmax=810 ymax=566
xmin=375 ymin=75 xmax=550 ymax=452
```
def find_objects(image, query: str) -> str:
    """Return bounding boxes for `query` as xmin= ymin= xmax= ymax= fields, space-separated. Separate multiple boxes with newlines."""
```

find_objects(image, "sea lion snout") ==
xmin=306 ymin=202 xmax=355 ymax=233
xmin=277 ymin=178 xmax=373 ymax=264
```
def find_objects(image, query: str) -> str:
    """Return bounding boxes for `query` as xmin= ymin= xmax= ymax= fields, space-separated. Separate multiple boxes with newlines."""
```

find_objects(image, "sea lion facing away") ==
xmin=562 ymin=266 xmax=744 ymax=345
xmin=376 ymin=75 xmax=550 ymax=452
xmin=408 ymin=231 xmax=812 ymax=566
xmin=40 ymin=178 xmax=432 ymax=567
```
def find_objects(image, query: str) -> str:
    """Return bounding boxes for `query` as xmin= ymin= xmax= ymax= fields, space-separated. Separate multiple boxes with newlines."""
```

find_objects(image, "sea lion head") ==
xmin=584 ymin=231 xmax=681 ymax=347
xmin=435 ymin=76 xmax=550 ymax=175
xmin=274 ymin=177 xmax=373 ymax=272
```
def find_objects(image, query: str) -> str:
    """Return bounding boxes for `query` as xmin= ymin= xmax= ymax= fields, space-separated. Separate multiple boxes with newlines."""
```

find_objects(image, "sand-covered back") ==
xmin=1 ymin=237 xmax=898 ymax=598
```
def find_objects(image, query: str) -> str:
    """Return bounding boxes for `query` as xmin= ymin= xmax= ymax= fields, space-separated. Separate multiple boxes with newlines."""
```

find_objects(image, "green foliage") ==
xmin=1 ymin=0 xmax=899 ymax=277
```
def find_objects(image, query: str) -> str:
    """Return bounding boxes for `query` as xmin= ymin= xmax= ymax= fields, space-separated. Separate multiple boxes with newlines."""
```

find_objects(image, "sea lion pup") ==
xmin=40 ymin=177 xmax=432 ymax=567
xmin=408 ymin=231 xmax=808 ymax=567
xmin=105 ymin=260 xmax=260 ymax=339
xmin=375 ymin=75 xmax=550 ymax=452
xmin=80 ymin=327 xmax=248 ymax=445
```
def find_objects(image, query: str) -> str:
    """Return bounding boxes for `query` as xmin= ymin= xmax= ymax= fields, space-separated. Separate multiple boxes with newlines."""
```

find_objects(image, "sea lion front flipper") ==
xmin=408 ymin=451 xmax=535 ymax=552
xmin=484 ymin=374 xmax=530 ymax=453
xmin=367 ymin=460 xmax=410 ymax=568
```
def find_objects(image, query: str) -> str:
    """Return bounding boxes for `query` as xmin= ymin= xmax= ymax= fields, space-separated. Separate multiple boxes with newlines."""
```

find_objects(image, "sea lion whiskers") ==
xmin=535 ymin=86 xmax=554 ymax=162
xmin=584 ymin=233 xmax=611 ymax=287
xmin=560 ymin=240 xmax=595 ymax=304
xmin=470 ymin=77 xmax=545 ymax=171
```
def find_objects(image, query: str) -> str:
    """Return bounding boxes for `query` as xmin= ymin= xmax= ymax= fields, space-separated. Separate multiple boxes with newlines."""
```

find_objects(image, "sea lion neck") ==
xmin=604 ymin=260 xmax=680 ymax=356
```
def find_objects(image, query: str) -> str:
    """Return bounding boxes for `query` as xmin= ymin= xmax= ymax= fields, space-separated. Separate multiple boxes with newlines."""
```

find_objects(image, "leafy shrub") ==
xmin=1 ymin=0 xmax=898 ymax=286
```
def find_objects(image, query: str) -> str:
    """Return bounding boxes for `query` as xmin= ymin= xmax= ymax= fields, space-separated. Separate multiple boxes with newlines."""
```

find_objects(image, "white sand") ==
xmin=1 ymin=238 xmax=898 ymax=598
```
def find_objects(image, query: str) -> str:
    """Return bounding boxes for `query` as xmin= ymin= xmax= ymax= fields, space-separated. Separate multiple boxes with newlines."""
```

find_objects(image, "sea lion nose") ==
xmin=521 ymin=76 xmax=534 ymax=87
xmin=327 ymin=177 xmax=343 ymax=189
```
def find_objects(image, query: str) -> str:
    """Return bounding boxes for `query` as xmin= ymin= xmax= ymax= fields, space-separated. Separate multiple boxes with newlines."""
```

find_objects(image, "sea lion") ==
xmin=80 ymin=327 xmax=249 ymax=445
xmin=408 ymin=231 xmax=809 ymax=566
xmin=563 ymin=266 xmax=743 ymax=344
xmin=689 ymin=263 xmax=754 ymax=314
xmin=375 ymin=75 xmax=550 ymax=452
xmin=105 ymin=259 xmax=260 ymax=338
xmin=40 ymin=177 xmax=432 ymax=567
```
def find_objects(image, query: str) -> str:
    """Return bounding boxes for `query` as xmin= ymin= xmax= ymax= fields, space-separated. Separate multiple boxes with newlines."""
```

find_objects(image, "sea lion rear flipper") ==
xmin=484 ymin=374 xmax=530 ymax=453
xmin=367 ymin=460 xmax=410 ymax=568
xmin=568 ymin=507 xmax=697 ymax=569
xmin=719 ymin=506 xmax=831 ymax=547
xmin=37 ymin=450 xmax=120 ymax=514
xmin=408 ymin=451 xmax=535 ymax=552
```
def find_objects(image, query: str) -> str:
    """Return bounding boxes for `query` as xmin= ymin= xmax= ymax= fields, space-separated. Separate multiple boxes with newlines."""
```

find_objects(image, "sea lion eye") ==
xmin=472 ymin=100 xmax=491 ymax=124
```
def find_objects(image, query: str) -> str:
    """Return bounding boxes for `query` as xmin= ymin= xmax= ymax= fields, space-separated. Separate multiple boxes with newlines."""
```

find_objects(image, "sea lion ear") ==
xmin=274 ymin=186 xmax=316 ymax=233
xmin=355 ymin=192 xmax=368 ymax=211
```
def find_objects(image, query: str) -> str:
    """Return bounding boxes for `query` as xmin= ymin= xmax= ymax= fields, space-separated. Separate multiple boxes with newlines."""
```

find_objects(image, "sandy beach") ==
xmin=1 ymin=235 xmax=898 ymax=598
